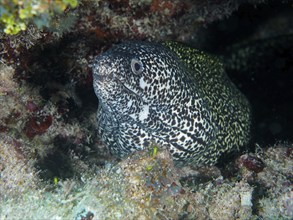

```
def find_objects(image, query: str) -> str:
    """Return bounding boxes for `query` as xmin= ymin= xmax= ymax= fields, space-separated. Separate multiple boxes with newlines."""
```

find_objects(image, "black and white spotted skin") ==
xmin=92 ymin=41 xmax=251 ymax=165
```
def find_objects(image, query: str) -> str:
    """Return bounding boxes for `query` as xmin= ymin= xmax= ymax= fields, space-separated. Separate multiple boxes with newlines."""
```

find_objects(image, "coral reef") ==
xmin=0 ymin=0 xmax=292 ymax=219
xmin=1 ymin=144 xmax=292 ymax=219
xmin=256 ymin=145 xmax=293 ymax=219
xmin=0 ymin=63 xmax=104 ymax=181
xmin=0 ymin=135 xmax=39 ymax=198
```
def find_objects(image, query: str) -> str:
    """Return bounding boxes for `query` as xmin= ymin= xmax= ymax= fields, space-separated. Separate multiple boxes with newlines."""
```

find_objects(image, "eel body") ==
xmin=92 ymin=41 xmax=251 ymax=165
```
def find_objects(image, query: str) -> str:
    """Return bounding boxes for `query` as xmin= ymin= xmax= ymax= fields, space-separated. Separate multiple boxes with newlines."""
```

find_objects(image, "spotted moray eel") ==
xmin=92 ymin=41 xmax=251 ymax=165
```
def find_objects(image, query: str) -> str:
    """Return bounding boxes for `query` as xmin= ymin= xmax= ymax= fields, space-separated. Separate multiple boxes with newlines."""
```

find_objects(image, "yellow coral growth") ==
xmin=0 ymin=0 xmax=78 ymax=34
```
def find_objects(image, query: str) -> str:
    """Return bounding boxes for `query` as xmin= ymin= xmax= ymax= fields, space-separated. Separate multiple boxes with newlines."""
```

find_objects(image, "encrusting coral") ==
xmin=1 ymin=143 xmax=292 ymax=219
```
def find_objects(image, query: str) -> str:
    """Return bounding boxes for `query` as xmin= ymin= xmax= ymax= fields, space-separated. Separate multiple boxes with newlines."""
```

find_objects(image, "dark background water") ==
xmin=193 ymin=1 xmax=293 ymax=147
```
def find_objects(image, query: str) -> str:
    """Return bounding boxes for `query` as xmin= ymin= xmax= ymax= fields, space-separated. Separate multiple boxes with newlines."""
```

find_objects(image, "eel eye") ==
xmin=131 ymin=58 xmax=144 ymax=75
